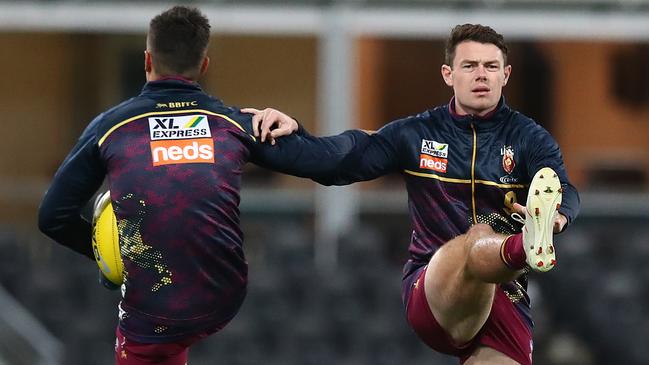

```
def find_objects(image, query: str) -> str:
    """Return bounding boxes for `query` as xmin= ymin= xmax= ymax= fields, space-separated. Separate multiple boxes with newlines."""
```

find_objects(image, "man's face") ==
xmin=441 ymin=41 xmax=511 ymax=117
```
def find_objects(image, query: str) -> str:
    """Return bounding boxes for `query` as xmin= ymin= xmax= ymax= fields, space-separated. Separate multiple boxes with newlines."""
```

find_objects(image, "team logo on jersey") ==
xmin=148 ymin=115 xmax=211 ymax=140
xmin=501 ymin=145 xmax=515 ymax=174
xmin=421 ymin=139 xmax=448 ymax=158
xmin=156 ymin=101 xmax=198 ymax=109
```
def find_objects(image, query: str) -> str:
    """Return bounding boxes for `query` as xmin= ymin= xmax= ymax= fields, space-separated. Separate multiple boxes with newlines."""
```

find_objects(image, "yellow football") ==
xmin=92 ymin=191 xmax=123 ymax=285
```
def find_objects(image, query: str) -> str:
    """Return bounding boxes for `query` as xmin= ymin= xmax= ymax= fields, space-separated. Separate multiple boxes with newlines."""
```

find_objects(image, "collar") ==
xmin=447 ymin=96 xmax=510 ymax=131
xmin=141 ymin=77 xmax=203 ymax=94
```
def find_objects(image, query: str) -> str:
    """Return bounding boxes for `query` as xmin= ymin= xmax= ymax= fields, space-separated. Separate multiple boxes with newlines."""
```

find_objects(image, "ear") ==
xmin=441 ymin=64 xmax=453 ymax=86
xmin=199 ymin=56 xmax=210 ymax=76
xmin=144 ymin=50 xmax=152 ymax=73
xmin=503 ymin=64 xmax=512 ymax=86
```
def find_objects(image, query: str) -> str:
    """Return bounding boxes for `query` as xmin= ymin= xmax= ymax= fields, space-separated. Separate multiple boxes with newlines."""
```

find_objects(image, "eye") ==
xmin=486 ymin=64 xmax=500 ymax=71
xmin=462 ymin=64 xmax=474 ymax=70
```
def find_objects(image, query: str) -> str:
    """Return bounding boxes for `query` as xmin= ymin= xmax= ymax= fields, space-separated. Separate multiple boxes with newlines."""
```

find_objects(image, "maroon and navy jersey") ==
xmin=268 ymin=97 xmax=580 ymax=326
xmin=38 ymin=78 xmax=333 ymax=342
xmin=279 ymin=98 xmax=579 ymax=264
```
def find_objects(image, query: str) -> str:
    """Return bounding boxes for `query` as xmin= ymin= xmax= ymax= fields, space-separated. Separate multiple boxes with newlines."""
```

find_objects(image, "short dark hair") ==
xmin=148 ymin=6 xmax=211 ymax=77
xmin=444 ymin=24 xmax=508 ymax=67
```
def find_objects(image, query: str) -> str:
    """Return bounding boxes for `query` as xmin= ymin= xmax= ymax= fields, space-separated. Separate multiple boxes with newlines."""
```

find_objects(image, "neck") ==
xmin=147 ymin=71 xmax=195 ymax=83
xmin=453 ymin=100 xmax=498 ymax=117
xmin=449 ymin=97 xmax=501 ymax=120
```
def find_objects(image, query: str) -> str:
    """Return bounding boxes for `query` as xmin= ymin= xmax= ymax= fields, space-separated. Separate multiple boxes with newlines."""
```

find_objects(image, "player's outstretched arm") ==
xmin=245 ymin=107 xmax=402 ymax=185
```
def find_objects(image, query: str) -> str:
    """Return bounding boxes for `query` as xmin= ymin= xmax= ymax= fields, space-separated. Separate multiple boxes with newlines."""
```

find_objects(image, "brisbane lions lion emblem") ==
xmin=501 ymin=145 xmax=515 ymax=174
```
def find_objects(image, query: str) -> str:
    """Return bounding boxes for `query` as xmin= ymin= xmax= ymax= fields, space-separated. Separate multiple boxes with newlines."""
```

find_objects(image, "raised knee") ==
xmin=465 ymin=224 xmax=494 ymax=244
xmin=466 ymin=223 xmax=494 ymax=246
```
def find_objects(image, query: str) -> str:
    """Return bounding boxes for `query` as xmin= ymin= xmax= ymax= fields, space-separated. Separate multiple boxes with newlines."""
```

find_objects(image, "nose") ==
xmin=475 ymin=65 xmax=487 ymax=80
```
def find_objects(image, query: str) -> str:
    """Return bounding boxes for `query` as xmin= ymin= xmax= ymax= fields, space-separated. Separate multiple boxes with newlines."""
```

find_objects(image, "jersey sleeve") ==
xmin=249 ymin=119 xmax=402 ymax=185
xmin=37 ymin=115 xmax=107 ymax=260
xmin=524 ymin=124 xmax=580 ymax=228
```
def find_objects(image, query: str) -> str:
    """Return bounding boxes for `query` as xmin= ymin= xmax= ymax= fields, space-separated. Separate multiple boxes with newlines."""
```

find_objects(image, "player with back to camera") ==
xmin=244 ymin=24 xmax=580 ymax=365
xmin=35 ymin=6 xmax=327 ymax=365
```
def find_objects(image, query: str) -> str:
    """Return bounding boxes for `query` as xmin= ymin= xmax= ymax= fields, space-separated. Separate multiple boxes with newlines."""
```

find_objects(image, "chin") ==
xmin=470 ymin=99 xmax=497 ymax=113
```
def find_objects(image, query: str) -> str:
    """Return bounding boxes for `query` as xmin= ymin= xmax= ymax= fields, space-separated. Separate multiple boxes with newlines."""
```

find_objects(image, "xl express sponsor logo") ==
xmin=421 ymin=139 xmax=448 ymax=158
xmin=420 ymin=139 xmax=448 ymax=173
xmin=148 ymin=115 xmax=214 ymax=166
xmin=149 ymin=115 xmax=211 ymax=140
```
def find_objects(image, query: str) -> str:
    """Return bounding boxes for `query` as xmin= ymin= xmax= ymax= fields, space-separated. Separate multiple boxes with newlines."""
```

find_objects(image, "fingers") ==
xmin=269 ymin=129 xmax=286 ymax=139
xmin=242 ymin=107 xmax=296 ymax=144
xmin=260 ymin=108 xmax=295 ymax=143
xmin=240 ymin=107 xmax=260 ymax=114
xmin=269 ymin=118 xmax=298 ymax=139
xmin=259 ymin=109 xmax=280 ymax=143
xmin=241 ymin=108 xmax=262 ymax=137
xmin=553 ymin=213 xmax=568 ymax=233
xmin=511 ymin=202 xmax=526 ymax=215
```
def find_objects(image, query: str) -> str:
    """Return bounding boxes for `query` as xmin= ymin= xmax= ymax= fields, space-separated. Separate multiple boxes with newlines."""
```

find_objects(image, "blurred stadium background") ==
xmin=1 ymin=0 xmax=649 ymax=364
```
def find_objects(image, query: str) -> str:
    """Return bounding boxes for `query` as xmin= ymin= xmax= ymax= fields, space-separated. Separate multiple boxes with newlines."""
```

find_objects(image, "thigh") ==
xmin=463 ymin=346 xmax=521 ymax=365
xmin=406 ymin=273 xmax=532 ymax=365
xmin=423 ymin=226 xmax=497 ymax=343
xmin=403 ymin=258 xmax=532 ymax=365
xmin=115 ymin=327 xmax=191 ymax=365
xmin=462 ymin=287 xmax=533 ymax=365
xmin=405 ymin=265 xmax=476 ymax=357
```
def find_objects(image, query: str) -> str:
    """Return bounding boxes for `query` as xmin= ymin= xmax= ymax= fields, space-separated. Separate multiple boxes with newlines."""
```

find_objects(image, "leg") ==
xmin=420 ymin=167 xmax=562 ymax=363
xmin=405 ymin=249 xmax=533 ymax=365
xmin=464 ymin=347 xmax=521 ymax=365
xmin=424 ymin=224 xmax=524 ymax=344
xmin=115 ymin=327 xmax=190 ymax=365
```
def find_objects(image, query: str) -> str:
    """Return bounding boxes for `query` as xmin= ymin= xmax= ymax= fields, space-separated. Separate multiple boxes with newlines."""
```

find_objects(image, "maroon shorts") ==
xmin=115 ymin=327 xmax=208 ymax=365
xmin=404 ymin=266 xmax=532 ymax=365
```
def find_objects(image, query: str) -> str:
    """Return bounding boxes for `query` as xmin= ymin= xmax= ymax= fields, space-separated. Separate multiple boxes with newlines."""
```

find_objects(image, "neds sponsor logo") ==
xmin=150 ymin=138 xmax=214 ymax=166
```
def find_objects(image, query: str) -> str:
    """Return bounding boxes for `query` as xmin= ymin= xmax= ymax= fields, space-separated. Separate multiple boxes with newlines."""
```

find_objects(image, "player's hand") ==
xmin=241 ymin=107 xmax=299 ymax=145
xmin=512 ymin=203 xmax=567 ymax=233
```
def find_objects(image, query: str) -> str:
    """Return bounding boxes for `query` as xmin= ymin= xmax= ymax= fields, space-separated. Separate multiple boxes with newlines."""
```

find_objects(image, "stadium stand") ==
xmin=1 ymin=210 xmax=648 ymax=364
